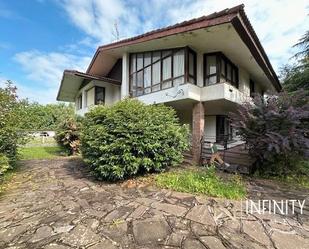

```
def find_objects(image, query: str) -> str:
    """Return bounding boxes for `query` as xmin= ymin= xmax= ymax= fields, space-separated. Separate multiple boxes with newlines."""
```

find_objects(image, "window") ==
xmin=77 ymin=94 xmax=82 ymax=110
xmin=129 ymin=47 xmax=196 ymax=97
xmin=86 ymin=87 xmax=95 ymax=107
xmin=95 ymin=87 xmax=105 ymax=105
xmin=249 ymin=79 xmax=255 ymax=97
xmin=204 ymin=52 xmax=238 ymax=88
xmin=216 ymin=115 xmax=233 ymax=143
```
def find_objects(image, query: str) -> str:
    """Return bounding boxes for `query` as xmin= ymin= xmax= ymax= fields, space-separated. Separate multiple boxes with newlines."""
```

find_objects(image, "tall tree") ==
xmin=280 ymin=31 xmax=309 ymax=94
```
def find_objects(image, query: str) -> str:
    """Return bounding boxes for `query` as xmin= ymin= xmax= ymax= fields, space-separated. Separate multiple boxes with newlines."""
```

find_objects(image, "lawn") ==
xmin=26 ymin=136 xmax=57 ymax=146
xmin=156 ymin=167 xmax=246 ymax=200
xmin=19 ymin=146 xmax=66 ymax=160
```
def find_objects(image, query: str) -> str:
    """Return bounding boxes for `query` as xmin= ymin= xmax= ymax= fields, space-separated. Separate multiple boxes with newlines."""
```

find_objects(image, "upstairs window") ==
xmin=95 ymin=86 xmax=105 ymax=105
xmin=204 ymin=52 xmax=238 ymax=88
xmin=129 ymin=47 xmax=196 ymax=97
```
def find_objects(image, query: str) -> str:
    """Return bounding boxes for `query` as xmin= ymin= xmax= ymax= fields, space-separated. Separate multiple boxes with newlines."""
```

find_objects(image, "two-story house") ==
xmin=57 ymin=4 xmax=281 ymax=164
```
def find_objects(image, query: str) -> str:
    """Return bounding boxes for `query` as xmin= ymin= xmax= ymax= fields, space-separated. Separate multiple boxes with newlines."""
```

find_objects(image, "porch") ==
xmin=166 ymin=99 xmax=251 ymax=169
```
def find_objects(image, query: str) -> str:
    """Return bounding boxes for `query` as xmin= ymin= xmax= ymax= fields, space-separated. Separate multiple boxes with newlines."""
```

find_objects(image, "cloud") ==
xmin=14 ymin=50 xmax=91 ymax=87
xmin=0 ymin=75 xmax=57 ymax=104
xmin=59 ymin=0 xmax=308 ymax=72
xmin=12 ymin=51 xmax=91 ymax=103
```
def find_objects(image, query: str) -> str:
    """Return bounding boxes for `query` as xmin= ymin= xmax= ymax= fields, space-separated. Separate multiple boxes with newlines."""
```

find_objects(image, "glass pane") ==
xmin=137 ymin=71 xmax=143 ymax=89
xmin=162 ymin=80 xmax=172 ymax=89
xmin=162 ymin=50 xmax=172 ymax=57
xmin=188 ymin=76 xmax=195 ymax=84
xmin=144 ymin=66 xmax=151 ymax=88
xmin=144 ymin=88 xmax=151 ymax=94
xmin=144 ymin=52 xmax=151 ymax=66
xmin=173 ymin=76 xmax=184 ymax=86
xmin=130 ymin=54 xmax=136 ymax=73
xmin=130 ymin=74 xmax=137 ymax=94
xmin=95 ymin=87 xmax=105 ymax=105
xmin=152 ymin=51 xmax=161 ymax=62
xmin=173 ymin=49 xmax=184 ymax=77
xmin=152 ymin=84 xmax=160 ymax=92
xmin=232 ymin=68 xmax=237 ymax=83
xmin=207 ymin=55 xmax=217 ymax=75
xmin=137 ymin=53 xmax=143 ymax=71
xmin=152 ymin=61 xmax=161 ymax=84
xmin=221 ymin=58 xmax=225 ymax=76
xmin=163 ymin=56 xmax=171 ymax=80
xmin=206 ymin=76 xmax=217 ymax=85
xmin=227 ymin=63 xmax=232 ymax=81
xmin=189 ymin=52 xmax=194 ymax=75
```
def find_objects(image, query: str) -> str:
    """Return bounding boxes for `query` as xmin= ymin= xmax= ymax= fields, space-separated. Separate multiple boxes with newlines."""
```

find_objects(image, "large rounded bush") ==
xmin=81 ymin=99 xmax=189 ymax=181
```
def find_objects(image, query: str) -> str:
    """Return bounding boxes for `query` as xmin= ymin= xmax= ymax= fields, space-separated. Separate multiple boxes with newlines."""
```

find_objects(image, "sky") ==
xmin=0 ymin=0 xmax=308 ymax=104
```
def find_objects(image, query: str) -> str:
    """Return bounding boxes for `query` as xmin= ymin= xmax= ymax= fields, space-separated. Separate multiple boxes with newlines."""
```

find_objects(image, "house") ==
xmin=57 ymin=4 xmax=281 ymax=164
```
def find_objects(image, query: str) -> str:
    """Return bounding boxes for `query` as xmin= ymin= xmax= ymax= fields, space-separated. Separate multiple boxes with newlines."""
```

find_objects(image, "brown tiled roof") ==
xmin=98 ymin=4 xmax=243 ymax=51
xmin=85 ymin=4 xmax=281 ymax=91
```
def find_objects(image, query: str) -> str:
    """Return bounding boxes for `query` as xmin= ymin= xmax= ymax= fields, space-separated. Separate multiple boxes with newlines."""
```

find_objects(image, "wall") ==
xmin=75 ymin=80 xmax=121 ymax=116
xmin=204 ymin=116 xmax=216 ymax=142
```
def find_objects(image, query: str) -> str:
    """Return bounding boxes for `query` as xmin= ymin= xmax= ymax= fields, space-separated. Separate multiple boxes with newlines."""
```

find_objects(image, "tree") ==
xmin=0 ymin=81 xmax=27 ymax=168
xmin=230 ymin=91 xmax=309 ymax=176
xmin=280 ymin=31 xmax=309 ymax=94
xmin=18 ymin=102 xmax=75 ymax=131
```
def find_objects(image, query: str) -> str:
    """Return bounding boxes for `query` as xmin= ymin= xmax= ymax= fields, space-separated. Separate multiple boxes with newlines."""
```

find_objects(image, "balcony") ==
xmin=136 ymin=82 xmax=250 ymax=105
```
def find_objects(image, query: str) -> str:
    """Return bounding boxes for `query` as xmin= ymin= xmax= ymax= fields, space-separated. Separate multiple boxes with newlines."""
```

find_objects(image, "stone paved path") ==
xmin=0 ymin=158 xmax=309 ymax=249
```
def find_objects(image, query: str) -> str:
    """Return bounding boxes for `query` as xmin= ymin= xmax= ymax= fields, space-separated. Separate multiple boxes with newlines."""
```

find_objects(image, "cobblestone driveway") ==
xmin=0 ymin=158 xmax=308 ymax=249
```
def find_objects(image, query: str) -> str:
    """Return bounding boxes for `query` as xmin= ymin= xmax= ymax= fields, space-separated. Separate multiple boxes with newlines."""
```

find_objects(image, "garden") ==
xmin=0 ymin=31 xmax=308 ymax=199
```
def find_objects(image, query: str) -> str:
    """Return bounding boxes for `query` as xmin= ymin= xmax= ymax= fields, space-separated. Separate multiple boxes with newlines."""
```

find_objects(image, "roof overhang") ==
xmin=86 ymin=4 xmax=281 ymax=92
xmin=57 ymin=70 xmax=121 ymax=102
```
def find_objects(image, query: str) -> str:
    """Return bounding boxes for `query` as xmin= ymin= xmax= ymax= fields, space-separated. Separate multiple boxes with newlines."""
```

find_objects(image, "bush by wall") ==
xmin=81 ymin=99 xmax=189 ymax=181
xmin=55 ymin=118 xmax=81 ymax=155
xmin=230 ymin=90 xmax=309 ymax=176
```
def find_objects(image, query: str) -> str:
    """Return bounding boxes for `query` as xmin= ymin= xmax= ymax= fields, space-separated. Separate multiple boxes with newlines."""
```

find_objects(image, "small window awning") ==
xmin=57 ymin=70 xmax=121 ymax=102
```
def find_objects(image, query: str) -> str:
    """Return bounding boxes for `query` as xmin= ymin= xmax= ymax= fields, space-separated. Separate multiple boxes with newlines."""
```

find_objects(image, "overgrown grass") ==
xmin=255 ymin=160 xmax=309 ymax=189
xmin=19 ymin=146 xmax=66 ymax=160
xmin=155 ymin=167 xmax=246 ymax=199
xmin=0 ymin=165 xmax=20 ymax=195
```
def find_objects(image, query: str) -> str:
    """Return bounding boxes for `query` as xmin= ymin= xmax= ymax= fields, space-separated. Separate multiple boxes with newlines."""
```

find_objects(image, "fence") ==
xmin=200 ymin=135 xmax=253 ymax=174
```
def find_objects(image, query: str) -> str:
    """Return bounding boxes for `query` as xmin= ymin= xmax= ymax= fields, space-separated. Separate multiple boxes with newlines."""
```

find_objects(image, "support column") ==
xmin=121 ymin=53 xmax=130 ymax=99
xmin=192 ymin=102 xmax=205 ymax=164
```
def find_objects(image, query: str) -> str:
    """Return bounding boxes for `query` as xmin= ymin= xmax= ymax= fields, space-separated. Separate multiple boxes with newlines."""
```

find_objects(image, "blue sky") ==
xmin=0 ymin=0 xmax=308 ymax=104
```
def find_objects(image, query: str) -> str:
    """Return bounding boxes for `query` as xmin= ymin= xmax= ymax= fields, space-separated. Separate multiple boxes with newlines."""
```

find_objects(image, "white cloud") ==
xmin=12 ymin=51 xmax=91 ymax=103
xmin=0 ymin=75 xmax=57 ymax=104
xmin=59 ymin=0 xmax=308 ymax=72
xmin=14 ymin=50 xmax=91 ymax=87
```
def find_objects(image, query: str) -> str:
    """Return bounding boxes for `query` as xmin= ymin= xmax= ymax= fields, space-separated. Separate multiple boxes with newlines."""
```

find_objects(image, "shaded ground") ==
xmin=0 ymin=158 xmax=308 ymax=249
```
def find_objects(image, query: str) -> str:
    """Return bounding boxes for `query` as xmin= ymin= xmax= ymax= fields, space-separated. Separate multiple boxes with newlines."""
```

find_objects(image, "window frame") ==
xmin=129 ymin=46 xmax=196 ymax=97
xmin=77 ymin=94 xmax=82 ymax=110
xmin=203 ymin=52 xmax=239 ymax=88
xmin=94 ymin=86 xmax=105 ymax=105
xmin=249 ymin=79 xmax=255 ymax=97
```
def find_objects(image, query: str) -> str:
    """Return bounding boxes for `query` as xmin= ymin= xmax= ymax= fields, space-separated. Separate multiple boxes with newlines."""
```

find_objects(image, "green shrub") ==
xmin=81 ymin=99 xmax=189 ymax=181
xmin=55 ymin=118 xmax=81 ymax=155
xmin=0 ymin=81 xmax=27 ymax=166
xmin=0 ymin=154 xmax=10 ymax=176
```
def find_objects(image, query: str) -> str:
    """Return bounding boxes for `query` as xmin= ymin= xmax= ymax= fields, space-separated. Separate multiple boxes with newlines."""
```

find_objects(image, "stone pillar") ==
xmin=192 ymin=102 xmax=205 ymax=164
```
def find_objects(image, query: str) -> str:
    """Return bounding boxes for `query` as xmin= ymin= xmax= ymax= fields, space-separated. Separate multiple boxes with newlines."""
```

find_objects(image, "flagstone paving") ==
xmin=0 ymin=158 xmax=308 ymax=249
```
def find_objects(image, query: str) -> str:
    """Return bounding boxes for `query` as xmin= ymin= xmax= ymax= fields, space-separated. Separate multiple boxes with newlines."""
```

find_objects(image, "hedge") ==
xmin=81 ymin=99 xmax=189 ymax=181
